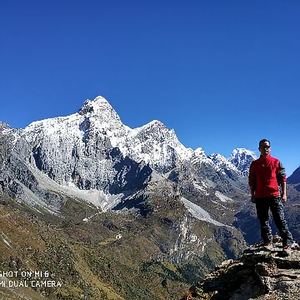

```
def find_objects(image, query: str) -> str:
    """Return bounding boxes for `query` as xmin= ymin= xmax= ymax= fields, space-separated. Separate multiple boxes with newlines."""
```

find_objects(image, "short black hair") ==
xmin=259 ymin=139 xmax=271 ymax=147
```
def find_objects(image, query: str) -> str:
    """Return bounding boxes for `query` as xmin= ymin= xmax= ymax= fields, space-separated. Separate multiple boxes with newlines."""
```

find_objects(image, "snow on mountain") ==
xmin=228 ymin=148 xmax=257 ymax=175
xmin=116 ymin=120 xmax=194 ymax=173
xmin=21 ymin=96 xmax=194 ymax=189
xmin=24 ymin=96 xmax=130 ymax=146
xmin=0 ymin=121 xmax=10 ymax=131
xmin=208 ymin=153 xmax=241 ymax=180
xmin=1 ymin=96 xmax=256 ymax=215
xmin=22 ymin=97 xmax=127 ymax=188
xmin=21 ymin=96 xmax=254 ymax=187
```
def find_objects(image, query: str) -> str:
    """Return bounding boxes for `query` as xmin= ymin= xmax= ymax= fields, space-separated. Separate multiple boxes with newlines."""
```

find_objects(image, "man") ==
xmin=249 ymin=139 xmax=293 ymax=251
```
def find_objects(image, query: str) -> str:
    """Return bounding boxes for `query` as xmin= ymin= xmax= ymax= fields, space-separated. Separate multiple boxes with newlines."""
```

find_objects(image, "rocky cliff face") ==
xmin=183 ymin=237 xmax=300 ymax=300
xmin=0 ymin=98 xmax=155 ymax=212
xmin=23 ymin=97 xmax=151 ymax=194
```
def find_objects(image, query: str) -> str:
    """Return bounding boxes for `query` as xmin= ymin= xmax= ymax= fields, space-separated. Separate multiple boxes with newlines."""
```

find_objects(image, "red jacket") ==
xmin=249 ymin=155 xmax=286 ymax=198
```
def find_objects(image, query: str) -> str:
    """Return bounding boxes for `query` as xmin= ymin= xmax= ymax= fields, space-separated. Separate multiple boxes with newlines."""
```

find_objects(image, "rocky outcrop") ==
xmin=184 ymin=236 xmax=300 ymax=300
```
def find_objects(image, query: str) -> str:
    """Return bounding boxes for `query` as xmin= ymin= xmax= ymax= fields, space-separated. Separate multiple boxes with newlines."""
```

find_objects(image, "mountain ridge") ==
xmin=0 ymin=96 xmax=256 ymax=213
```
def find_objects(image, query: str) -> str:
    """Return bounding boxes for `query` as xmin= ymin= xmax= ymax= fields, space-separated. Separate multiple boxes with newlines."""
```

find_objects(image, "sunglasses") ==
xmin=262 ymin=145 xmax=270 ymax=149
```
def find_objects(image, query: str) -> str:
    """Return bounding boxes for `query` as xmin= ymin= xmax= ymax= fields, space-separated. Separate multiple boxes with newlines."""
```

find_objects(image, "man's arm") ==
xmin=281 ymin=181 xmax=287 ymax=202
xmin=249 ymin=163 xmax=256 ymax=203
xmin=249 ymin=185 xmax=256 ymax=203
xmin=277 ymin=161 xmax=287 ymax=202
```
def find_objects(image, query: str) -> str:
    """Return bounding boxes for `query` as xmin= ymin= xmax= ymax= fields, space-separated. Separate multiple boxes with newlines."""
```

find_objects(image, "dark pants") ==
xmin=255 ymin=197 xmax=293 ymax=246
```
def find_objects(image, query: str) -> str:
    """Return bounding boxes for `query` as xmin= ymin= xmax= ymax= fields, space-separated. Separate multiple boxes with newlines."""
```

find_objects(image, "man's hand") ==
xmin=281 ymin=193 xmax=287 ymax=203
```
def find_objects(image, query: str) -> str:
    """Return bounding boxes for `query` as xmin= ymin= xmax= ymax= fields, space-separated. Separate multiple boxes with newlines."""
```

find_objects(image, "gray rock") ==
xmin=191 ymin=238 xmax=300 ymax=300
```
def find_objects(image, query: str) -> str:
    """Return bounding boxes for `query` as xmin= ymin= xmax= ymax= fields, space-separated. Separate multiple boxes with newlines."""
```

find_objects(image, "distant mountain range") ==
xmin=288 ymin=166 xmax=300 ymax=184
xmin=0 ymin=96 xmax=259 ymax=213
xmin=0 ymin=96 xmax=299 ymax=300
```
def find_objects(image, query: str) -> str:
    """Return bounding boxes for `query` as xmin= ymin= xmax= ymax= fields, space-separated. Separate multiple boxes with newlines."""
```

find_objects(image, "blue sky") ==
xmin=1 ymin=0 xmax=299 ymax=176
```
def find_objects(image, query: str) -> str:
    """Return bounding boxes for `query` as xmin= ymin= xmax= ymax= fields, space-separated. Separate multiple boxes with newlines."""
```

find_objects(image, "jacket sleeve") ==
xmin=249 ymin=162 xmax=256 ymax=188
xmin=276 ymin=161 xmax=287 ymax=184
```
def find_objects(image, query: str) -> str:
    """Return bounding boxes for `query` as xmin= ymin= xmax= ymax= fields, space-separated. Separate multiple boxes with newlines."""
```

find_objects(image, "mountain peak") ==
xmin=230 ymin=147 xmax=256 ymax=157
xmin=78 ymin=96 xmax=124 ymax=128
xmin=229 ymin=147 xmax=257 ymax=175
xmin=79 ymin=96 xmax=113 ymax=114
xmin=190 ymin=238 xmax=300 ymax=300
xmin=0 ymin=121 xmax=10 ymax=131
xmin=146 ymin=120 xmax=165 ymax=127
xmin=194 ymin=147 xmax=206 ymax=157
xmin=91 ymin=95 xmax=111 ymax=107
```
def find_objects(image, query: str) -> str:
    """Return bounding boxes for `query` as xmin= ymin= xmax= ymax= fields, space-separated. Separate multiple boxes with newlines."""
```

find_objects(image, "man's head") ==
xmin=259 ymin=139 xmax=271 ymax=156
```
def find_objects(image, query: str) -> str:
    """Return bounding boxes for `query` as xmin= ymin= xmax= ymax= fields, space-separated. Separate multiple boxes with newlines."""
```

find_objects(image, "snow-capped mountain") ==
xmin=22 ymin=96 xmax=194 ymax=181
xmin=208 ymin=153 xmax=241 ymax=180
xmin=118 ymin=120 xmax=194 ymax=174
xmin=0 ymin=96 xmax=253 ymax=214
xmin=228 ymin=148 xmax=257 ymax=175
xmin=22 ymin=97 xmax=130 ymax=187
